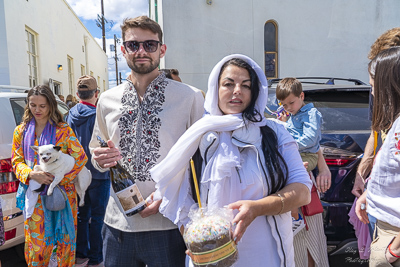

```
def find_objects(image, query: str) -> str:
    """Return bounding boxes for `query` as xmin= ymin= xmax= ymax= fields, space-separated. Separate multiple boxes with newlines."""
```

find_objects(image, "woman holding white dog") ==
xmin=11 ymin=85 xmax=87 ymax=267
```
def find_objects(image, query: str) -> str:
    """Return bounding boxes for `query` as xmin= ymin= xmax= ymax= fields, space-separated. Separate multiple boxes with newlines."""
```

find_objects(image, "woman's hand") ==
xmin=352 ymin=174 xmax=365 ymax=198
xmin=355 ymin=190 xmax=369 ymax=224
xmin=92 ymin=140 xmax=122 ymax=168
xmin=316 ymin=167 xmax=331 ymax=193
xmin=386 ymin=248 xmax=399 ymax=264
xmin=228 ymin=200 xmax=259 ymax=243
xmin=29 ymin=170 xmax=53 ymax=185
xmin=316 ymin=149 xmax=331 ymax=193
xmin=386 ymin=236 xmax=400 ymax=263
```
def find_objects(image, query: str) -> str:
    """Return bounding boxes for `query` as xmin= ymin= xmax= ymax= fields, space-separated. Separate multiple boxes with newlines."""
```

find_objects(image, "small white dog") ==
xmin=31 ymin=144 xmax=91 ymax=206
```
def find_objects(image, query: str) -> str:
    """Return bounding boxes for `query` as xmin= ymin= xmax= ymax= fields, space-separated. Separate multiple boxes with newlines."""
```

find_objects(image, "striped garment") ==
xmin=293 ymin=211 xmax=330 ymax=267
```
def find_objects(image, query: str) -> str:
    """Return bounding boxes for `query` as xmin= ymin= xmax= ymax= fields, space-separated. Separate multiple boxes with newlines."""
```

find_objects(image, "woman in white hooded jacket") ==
xmin=151 ymin=54 xmax=312 ymax=267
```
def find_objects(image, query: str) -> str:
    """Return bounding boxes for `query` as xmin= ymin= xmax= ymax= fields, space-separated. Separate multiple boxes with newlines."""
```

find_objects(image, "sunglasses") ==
xmin=123 ymin=40 xmax=161 ymax=53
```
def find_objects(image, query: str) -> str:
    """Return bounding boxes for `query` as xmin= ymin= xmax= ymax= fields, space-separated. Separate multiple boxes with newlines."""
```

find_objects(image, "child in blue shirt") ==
xmin=276 ymin=77 xmax=322 ymax=234
xmin=276 ymin=77 xmax=322 ymax=172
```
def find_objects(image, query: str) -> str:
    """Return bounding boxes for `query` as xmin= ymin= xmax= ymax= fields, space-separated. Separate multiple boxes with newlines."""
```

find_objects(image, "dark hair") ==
xmin=121 ymin=16 xmax=163 ymax=43
xmin=218 ymin=58 xmax=262 ymax=123
xmin=260 ymin=125 xmax=288 ymax=194
xmin=22 ymin=85 xmax=64 ymax=128
xmin=77 ymin=89 xmax=97 ymax=100
xmin=189 ymin=58 xmax=288 ymax=196
xmin=160 ymin=68 xmax=179 ymax=79
xmin=368 ymin=58 xmax=377 ymax=80
xmin=372 ymin=46 xmax=400 ymax=132
xmin=276 ymin=77 xmax=303 ymax=100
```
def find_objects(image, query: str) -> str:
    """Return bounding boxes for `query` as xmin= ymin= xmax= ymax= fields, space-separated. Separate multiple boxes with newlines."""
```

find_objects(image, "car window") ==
xmin=266 ymin=90 xmax=370 ymax=131
xmin=305 ymin=91 xmax=370 ymax=131
xmin=10 ymin=98 xmax=26 ymax=125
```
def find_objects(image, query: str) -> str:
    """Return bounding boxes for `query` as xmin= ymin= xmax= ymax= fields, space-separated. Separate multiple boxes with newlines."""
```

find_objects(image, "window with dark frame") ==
xmin=67 ymin=56 xmax=74 ymax=94
xmin=26 ymin=28 xmax=38 ymax=87
xmin=264 ymin=20 xmax=278 ymax=79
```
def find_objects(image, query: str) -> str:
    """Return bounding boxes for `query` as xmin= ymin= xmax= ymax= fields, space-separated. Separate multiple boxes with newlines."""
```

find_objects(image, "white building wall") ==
xmin=0 ymin=0 xmax=9 ymax=85
xmin=150 ymin=0 xmax=400 ymax=92
xmin=0 ymin=0 xmax=108 ymax=95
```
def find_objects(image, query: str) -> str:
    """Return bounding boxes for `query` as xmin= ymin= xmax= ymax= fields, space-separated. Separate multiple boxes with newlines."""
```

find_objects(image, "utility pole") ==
xmin=101 ymin=0 xmax=106 ymax=52
xmin=114 ymin=34 xmax=120 ymax=85
xmin=96 ymin=0 xmax=114 ymax=53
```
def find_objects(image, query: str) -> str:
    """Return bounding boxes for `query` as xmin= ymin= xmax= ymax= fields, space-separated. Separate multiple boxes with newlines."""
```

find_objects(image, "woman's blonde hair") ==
xmin=22 ymin=85 xmax=64 ymax=129
xmin=66 ymin=94 xmax=73 ymax=102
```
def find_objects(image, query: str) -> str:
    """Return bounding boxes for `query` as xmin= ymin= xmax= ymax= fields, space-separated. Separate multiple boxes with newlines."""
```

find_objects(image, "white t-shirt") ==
xmin=367 ymin=116 xmax=400 ymax=228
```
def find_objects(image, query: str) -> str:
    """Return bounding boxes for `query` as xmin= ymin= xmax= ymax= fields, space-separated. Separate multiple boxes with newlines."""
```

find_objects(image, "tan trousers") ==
xmin=370 ymin=220 xmax=400 ymax=267
xmin=300 ymin=152 xmax=318 ymax=172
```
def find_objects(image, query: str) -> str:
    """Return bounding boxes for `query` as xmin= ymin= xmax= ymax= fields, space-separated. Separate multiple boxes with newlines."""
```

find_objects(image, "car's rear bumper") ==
xmin=1 ymin=193 xmax=24 ymax=251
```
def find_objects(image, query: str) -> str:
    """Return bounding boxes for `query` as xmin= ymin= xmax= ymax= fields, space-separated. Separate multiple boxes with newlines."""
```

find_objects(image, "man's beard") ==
xmin=127 ymin=56 xmax=160 ymax=74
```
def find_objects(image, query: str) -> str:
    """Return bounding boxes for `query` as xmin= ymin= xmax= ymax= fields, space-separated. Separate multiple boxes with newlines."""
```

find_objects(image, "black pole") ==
xmin=114 ymin=34 xmax=119 ymax=85
xmin=101 ymin=0 xmax=106 ymax=52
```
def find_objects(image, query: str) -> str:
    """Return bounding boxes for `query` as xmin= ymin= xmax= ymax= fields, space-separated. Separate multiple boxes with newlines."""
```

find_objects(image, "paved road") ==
xmin=0 ymin=243 xmax=27 ymax=267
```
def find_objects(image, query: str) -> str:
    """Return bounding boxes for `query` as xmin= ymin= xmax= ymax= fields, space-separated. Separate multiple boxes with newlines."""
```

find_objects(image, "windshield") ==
xmin=10 ymin=98 xmax=26 ymax=125
xmin=265 ymin=90 xmax=370 ymax=131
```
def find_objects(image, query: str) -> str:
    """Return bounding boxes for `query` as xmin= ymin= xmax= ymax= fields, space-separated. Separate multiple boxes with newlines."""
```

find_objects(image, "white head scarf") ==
xmin=151 ymin=54 xmax=269 ymax=225
xmin=205 ymin=54 xmax=269 ymax=117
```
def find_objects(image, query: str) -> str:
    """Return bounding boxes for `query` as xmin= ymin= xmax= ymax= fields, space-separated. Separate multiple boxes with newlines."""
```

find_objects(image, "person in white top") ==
xmin=356 ymin=46 xmax=400 ymax=266
xmin=151 ymin=54 xmax=312 ymax=267
xmin=89 ymin=16 xmax=204 ymax=267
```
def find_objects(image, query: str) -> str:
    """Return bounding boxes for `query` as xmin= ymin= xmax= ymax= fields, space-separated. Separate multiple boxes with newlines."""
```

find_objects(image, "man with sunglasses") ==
xmin=89 ymin=16 xmax=204 ymax=267
xmin=66 ymin=75 xmax=109 ymax=267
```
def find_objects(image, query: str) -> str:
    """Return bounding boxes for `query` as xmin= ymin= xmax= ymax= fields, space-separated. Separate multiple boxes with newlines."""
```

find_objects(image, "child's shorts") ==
xmin=300 ymin=152 xmax=318 ymax=172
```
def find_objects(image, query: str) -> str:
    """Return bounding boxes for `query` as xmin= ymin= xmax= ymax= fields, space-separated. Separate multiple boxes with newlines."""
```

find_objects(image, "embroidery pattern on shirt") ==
xmin=395 ymin=132 xmax=400 ymax=154
xmin=118 ymin=74 xmax=167 ymax=181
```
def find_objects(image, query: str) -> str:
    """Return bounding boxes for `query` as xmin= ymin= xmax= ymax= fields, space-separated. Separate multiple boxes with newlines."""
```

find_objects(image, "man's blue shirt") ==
xmin=66 ymin=102 xmax=109 ymax=180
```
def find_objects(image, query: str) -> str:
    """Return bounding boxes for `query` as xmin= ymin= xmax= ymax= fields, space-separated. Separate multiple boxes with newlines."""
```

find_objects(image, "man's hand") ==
xmin=139 ymin=192 xmax=162 ymax=218
xmin=352 ymin=173 xmax=365 ymax=198
xmin=92 ymin=140 xmax=122 ymax=168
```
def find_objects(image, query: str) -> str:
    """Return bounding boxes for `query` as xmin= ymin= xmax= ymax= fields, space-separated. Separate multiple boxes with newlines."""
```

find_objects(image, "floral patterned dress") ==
xmin=12 ymin=122 xmax=87 ymax=267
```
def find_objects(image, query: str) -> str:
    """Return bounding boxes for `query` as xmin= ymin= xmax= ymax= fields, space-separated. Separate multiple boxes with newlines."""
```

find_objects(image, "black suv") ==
xmin=265 ymin=77 xmax=371 ymax=266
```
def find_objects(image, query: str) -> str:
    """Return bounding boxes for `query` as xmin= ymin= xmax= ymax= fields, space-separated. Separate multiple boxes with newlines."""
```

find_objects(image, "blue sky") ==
xmin=65 ymin=0 xmax=149 ymax=88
